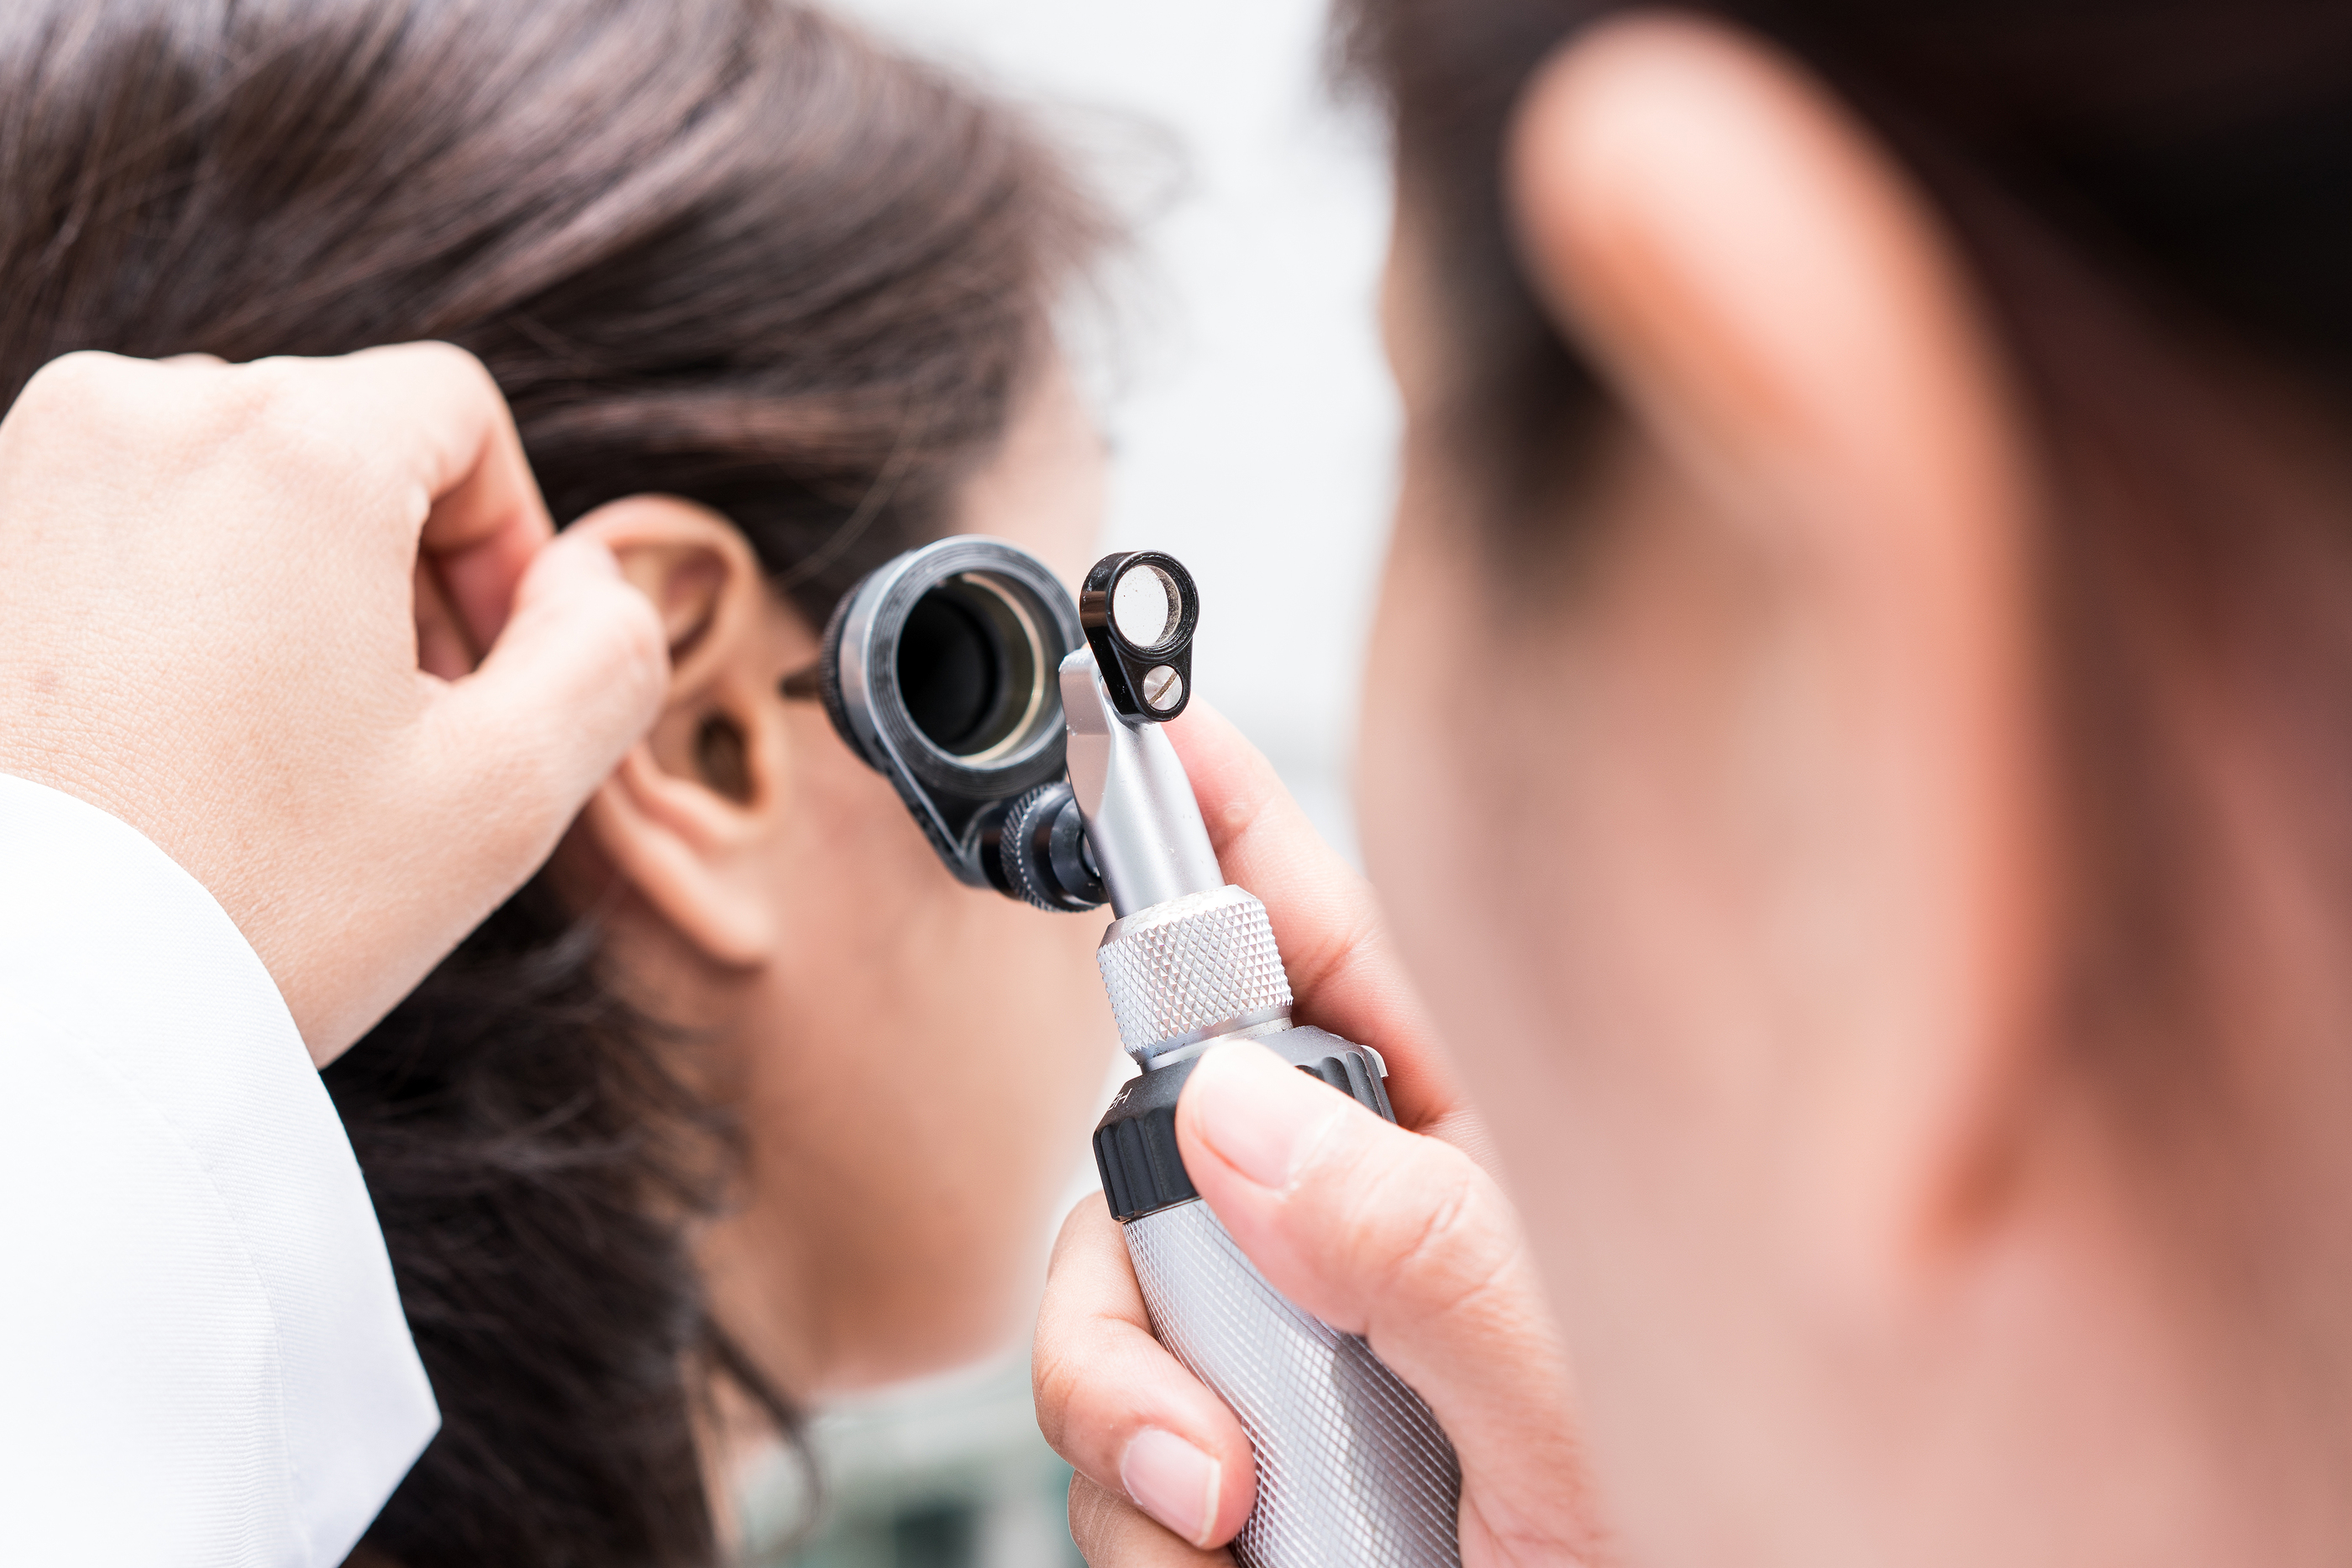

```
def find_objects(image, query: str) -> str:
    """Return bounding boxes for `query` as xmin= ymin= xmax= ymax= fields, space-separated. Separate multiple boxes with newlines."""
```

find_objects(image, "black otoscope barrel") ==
xmin=1094 ymin=1030 xmax=1393 ymax=1224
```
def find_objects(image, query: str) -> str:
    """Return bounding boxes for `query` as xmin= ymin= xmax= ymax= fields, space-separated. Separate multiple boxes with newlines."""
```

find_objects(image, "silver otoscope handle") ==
xmin=1066 ymin=616 xmax=1463 ymax=1566
xmin=1097 ymin=889 xmax=1463 ymax=1568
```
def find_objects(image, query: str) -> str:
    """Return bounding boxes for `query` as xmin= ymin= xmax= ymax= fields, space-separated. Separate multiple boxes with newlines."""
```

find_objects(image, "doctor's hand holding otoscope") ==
xmin=796 ymin=538 xmax=1595 ymax=1566
xmin=1031 ymin=710 xmax=1596 ymax=1568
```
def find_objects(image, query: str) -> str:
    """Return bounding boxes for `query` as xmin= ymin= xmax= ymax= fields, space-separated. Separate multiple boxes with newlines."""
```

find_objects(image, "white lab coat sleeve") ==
xmin=0 ymin=774 xmax=438 ymax=1567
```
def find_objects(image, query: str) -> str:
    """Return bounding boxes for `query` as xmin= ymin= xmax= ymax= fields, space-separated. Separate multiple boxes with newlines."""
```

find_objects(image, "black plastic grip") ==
xmin=1093 ymin=1027 xmax=1394 ymax=1224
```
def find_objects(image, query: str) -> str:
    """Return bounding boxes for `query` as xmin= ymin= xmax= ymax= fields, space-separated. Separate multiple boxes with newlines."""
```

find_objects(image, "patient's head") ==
xmin=0 ymin=1 xmax=1115 ymax=1562
xmin=1347 ymin=1 xmax=2352 ymax=1562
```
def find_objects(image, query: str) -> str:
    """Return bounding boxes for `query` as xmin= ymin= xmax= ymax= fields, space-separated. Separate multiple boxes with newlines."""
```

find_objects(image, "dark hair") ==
xmin=0 ymin=2 xmax=1103 ymax=1563
xmin=1338 ymin=0 xmax=2352 ymax=1094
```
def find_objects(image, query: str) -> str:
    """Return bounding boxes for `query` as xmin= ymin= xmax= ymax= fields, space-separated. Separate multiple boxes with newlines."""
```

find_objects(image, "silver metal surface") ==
xmin=1127 ymin=1005 xmax=1294 ymax=1071
xmin=1096 ymin=886 xmax=1294 ymax=1065
xmin=1067 ymin=580 xmax=1460 ymax=1565
xmin=1125 ymin=1199 xmax=1462 ymax=1568
xmin=1060 ymin=648 xmax=1222 ymax=915
xmin=1140 ymin=664 xmax=1184 ymax=712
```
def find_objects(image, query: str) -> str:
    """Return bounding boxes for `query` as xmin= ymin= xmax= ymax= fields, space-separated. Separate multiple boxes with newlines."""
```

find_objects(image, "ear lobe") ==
xmin=563 ymin=495 xmax=785 ymax=970
xmin=1502 ymin=17 xmax=2055 ymax=1273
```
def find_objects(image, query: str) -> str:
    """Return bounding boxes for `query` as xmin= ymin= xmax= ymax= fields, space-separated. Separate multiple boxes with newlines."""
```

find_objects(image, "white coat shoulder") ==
xmin=0 ymin=774 xmax=435 ymax=1567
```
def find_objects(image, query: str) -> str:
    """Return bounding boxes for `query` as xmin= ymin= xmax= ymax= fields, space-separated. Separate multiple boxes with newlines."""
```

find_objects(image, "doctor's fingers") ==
xmin=1163 ymin=703 xmax=1485 ymax=1153
xmin=261 ymin=346 xmax=669 ymax=986
xmin=1175 ymin=1041 xmax=1605 ymax=1562
xmin=212 ymin=346 xmax=667 ymax=1053
xmin=8 ymin=346 xmax=546 ymax=634
xmin=281 ymin=341 xmax=555 ymax=650
xmin=1036 ymin=1198 xmax=1257 ymax=1551
xmin=1069 ymin=1473 xmax=1235 ymax=1568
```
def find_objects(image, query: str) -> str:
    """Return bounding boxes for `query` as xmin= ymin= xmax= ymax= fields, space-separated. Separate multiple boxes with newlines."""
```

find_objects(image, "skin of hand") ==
xmin=1032 ymin=702 xmax=1605 ymax=1565
xmin=0 ymin=344 xmax=668 ymax=1062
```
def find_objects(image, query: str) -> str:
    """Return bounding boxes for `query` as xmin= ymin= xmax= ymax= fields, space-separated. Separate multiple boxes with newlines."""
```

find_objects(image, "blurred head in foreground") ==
xmin=0 ymin=2 xmax=1117 ymax=1562
xmin=1347 ymin=1 xmax=2352 ymax=1561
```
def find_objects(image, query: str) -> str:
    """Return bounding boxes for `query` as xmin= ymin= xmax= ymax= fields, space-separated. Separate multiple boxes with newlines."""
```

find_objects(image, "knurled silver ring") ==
xmin=1096 ymin=885 xmax=1294 ymax=1061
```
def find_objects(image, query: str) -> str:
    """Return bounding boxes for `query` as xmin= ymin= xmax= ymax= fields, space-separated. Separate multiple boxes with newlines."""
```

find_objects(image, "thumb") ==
xmin=1176 ymin=1041 xmax=1593 ymax=1551
xmin=428 ymin=530 xmax=669 ymax=844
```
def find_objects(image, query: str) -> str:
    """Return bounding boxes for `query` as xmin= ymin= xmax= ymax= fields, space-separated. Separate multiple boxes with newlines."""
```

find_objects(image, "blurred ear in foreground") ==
xmin=1505 ymin=13 xmax=2055 ymax=1277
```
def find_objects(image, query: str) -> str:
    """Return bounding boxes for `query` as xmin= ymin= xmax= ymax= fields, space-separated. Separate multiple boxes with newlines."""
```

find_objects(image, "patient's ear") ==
xmin=1504 ymin=15 xmax=2054 ymax=1271
xmin=564 ymin=496 xmax=782 ymax=968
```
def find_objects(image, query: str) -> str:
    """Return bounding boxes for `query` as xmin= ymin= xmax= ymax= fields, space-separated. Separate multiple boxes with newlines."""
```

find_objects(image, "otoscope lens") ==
xmin=1111 ymin=563 xmax=1182 ymax=650
xmin=895 ymin=573 xmax=1049 ymax=763
xmin=900 ymin=590 xmax=1002 ymax=751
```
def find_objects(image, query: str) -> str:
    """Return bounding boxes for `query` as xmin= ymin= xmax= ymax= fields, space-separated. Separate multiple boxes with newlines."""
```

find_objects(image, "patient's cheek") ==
xmin=704 ymin=701 xmax=1111 ymax=1392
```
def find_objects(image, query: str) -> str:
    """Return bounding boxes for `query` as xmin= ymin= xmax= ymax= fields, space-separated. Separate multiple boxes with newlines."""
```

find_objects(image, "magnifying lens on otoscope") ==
xmin=800 ymin=536 xmax=1462 ymax=1568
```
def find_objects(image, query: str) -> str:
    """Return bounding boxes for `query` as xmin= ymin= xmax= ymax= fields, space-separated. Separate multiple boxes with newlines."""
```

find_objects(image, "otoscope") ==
xmin=806 ymin=537 xmax=1462 ymax=1568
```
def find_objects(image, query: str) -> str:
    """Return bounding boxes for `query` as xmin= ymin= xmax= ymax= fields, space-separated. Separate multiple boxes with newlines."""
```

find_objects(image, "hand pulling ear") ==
xmin=1504 ymin=14 xmax=2054 ymax=1271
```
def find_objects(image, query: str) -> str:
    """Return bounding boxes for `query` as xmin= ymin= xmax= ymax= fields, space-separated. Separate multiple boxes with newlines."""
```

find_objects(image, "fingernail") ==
xmin=1185 ymin=1041 xmax=1343 ymax=1190
xmin=1120 ymin=1428 xmax=1221 ymax=1549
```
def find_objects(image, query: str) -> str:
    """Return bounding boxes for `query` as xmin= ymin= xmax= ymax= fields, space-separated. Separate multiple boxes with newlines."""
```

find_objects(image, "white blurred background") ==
xmin=745 ymin=3 xmax=1399 ymax=1564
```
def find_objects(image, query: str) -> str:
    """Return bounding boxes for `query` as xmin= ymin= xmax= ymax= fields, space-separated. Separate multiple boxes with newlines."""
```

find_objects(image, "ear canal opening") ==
xmin=695 ymin=713 xmax=753 ymax=803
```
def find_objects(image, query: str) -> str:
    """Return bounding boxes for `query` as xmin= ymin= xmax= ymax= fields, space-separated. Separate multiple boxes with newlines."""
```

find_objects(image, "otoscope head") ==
xmin=809 ymin=536 xmax=1102 ymax=909
xmin=800 ymin=538 xmax=1213 ymax=916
